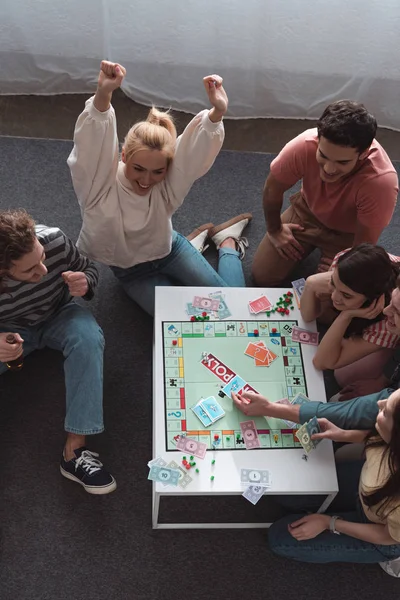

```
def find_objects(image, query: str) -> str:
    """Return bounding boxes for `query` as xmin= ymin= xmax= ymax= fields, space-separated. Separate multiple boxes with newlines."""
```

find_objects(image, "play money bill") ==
xmin=306 ymin=416 xmax=322 ymax=448
xmin=296 ymin=422 xmax=315 ymax=454
xmin=167 ymin=460 xmax=193 ymax=489
xmin=148 ymin=465 xmax=180 ymax=486
xmin=291 ymin=278 xmax=306 ymax=299
xmin=291 ymin=392 xmax=311 ymax=406
xmin=192 ymin=296 xmax=220 ymax=312
xmin=147 ymin=456 xmax=167 ymax=468
xmin=240 ymin=420 xmax=261 ymax=449
xmin=242 ymin=484 xmax=269 ymax=505
xmin=292 ymin=326 xmax=319 ymax=345
xmin=209 ymin=292 xmax=232 ymax=319
xmin=176 ymin=436 xmax=207 ymax=459
xmin=241 ymin=468 xmax=271 ymax=486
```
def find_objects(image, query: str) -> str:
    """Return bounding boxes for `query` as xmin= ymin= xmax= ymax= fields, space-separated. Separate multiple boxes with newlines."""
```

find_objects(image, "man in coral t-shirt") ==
xmin=252 ymin=100 xmax=399 ymax=286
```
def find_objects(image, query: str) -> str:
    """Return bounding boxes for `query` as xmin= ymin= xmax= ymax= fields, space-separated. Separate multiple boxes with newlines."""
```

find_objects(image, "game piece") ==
xmin=271 ymin=328 xmax=277 ymax=333
xmin=190 ymin=316 xmax=196 ymax=322
xmin=183 ymin=456 xmax=186 ymax=460
xmin=202 ymin=312 xmax=207 ymax=317
xmin=185 ymin=464 xmax=191 ymax=470
xmin=242 ymin=484 xmax=268 ymax=505
xmin=148 ymin=465 xmax=180 ymax=486
xmin=211 ymin=459 xmax=216 ymax=465
xmin=195 ymin=468 xmax=199 ymax=473
xmin=172 ymin=340 xmax=177 ymax=346
xmin=240 ymin=421 xmax=261 ymax=449
xmin=253 ymin=329 xmax=259 ymax=336
xmin=240 ymin=468 xmax=271 ymax=486
xmin=214 ymin=434 xmax=219 ymax=440
xmin=210 ymin=476 xmax=215 ymax=481
xmin=292 ymin=326 xmax=319 ymax=345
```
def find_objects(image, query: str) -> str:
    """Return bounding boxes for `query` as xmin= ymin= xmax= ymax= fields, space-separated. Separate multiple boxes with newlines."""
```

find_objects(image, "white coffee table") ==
xmin=153 ymin=286 xmax=338 ymax=529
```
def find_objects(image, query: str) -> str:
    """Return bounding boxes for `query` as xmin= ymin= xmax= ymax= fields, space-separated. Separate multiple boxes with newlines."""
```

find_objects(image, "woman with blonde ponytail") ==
xmin=68 ymin=60 xmax=251 ymax=316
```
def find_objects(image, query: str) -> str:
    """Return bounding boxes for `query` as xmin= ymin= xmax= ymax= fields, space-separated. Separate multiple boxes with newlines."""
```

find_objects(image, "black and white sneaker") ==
xmin=60 ymin=447 xmax=117 ymax=495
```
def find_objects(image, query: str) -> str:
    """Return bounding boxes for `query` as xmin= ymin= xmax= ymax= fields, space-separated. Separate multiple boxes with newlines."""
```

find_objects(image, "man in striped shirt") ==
xmin=0 ymin=209 xmax=116 ymax=495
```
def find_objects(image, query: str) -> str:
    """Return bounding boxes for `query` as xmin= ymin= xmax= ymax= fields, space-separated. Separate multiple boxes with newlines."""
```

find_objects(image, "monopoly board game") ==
xmin=163 ymin=320 xmax=308 ymax=451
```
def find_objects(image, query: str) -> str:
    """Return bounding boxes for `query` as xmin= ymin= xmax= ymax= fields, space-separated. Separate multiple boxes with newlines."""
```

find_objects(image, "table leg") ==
xmin=152 ymin=486 xmax=160 ymax=529
xmin=317 ymin=492 xmax=337 ymax=514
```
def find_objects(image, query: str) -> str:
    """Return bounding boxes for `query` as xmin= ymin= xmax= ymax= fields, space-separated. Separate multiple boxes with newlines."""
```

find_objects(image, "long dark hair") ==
xmin=361 ymin=398 xmax=400 ymax=518
xmin=335 ymin=244 xmax=399 ymax=338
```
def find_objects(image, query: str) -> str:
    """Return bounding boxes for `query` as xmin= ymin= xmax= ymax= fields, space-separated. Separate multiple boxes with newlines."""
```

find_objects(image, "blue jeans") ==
xmin=0 ymin=302 xmax=105 ymax=435
xmin=268 ymin=461 xmax=400 ymax=563
xmin=111 ymin=231 xmax=245 ymax=316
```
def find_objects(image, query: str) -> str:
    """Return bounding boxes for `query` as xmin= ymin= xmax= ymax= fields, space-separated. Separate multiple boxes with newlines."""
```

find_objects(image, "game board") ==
xmin=163 ymin=319 xmax=308 ymax=450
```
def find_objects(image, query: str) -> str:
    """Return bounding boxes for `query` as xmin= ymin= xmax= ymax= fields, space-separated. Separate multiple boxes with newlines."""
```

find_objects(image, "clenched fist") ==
xmin=62 ymin=271 xmax=89 ymax=297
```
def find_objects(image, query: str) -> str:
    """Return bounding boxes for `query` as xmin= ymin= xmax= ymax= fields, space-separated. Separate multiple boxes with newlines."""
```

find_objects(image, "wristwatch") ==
xmin=329 ymin=515 xmax=342 ymax=535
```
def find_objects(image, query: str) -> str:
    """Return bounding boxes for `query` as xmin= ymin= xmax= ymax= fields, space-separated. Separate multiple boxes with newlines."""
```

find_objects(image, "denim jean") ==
xmin=111 ymin=231 xmax=246 ymax=316
xmin=0 ymin=302 xmax=105 ymax=435
xmin=268 ymin=460 xmax=400 ymax=563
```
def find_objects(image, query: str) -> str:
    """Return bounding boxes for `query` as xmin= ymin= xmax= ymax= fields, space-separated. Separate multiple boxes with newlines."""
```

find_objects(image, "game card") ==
xmin=242 ymin=484 xmax=269 ymax=505
xmin=248 ymin=295 xmax=272 ymax=314
xmin=222 ymin=375 xmax=247 ymax=397
xmin=192 ymin=403 xmax=213 ymax=427
xmin=201 ymin=396 xmax=225 ymax=422
xmin=244 ymin=343 xmax=268 ymax=362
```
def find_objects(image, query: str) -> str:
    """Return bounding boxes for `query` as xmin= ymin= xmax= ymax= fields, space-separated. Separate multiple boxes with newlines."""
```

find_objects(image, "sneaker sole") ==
xmin=208 ymin=213 xmax=252 ymax=238
xmin=186 ymin=222 xmax=214 ymax=241
xmin=60 ymin=466 xmax=117 ymax=495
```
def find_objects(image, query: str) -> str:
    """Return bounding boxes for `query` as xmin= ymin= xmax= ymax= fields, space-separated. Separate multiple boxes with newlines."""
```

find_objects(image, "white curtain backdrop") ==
xmin=0 ymin=0 xmax=400 ymax=129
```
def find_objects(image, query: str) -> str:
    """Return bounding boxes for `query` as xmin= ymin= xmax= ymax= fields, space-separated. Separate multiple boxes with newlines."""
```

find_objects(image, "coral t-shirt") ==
xmin=270 ymin=129 xmax=398 ymax=233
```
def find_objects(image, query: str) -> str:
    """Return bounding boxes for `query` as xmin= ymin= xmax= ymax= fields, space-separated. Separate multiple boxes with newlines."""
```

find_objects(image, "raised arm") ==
xmin=300 ymin=272 xmax=332 ymax=322
xmin=163 ymin=75 xmax=227 ymax=210
xmin=67 ymin=61 xmax=126 ymax=212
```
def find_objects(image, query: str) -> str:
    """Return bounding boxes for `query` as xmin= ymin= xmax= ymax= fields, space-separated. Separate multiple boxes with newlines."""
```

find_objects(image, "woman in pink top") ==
xmin=301 ymin=244 xmax=400 ymax=398
xmin=68 ymin=61 xmax=251 ymax=316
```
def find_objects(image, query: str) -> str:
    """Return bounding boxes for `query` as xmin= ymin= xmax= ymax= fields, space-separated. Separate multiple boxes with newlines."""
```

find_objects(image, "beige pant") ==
xmin=252 ymin=192 xmax=354 ymax=286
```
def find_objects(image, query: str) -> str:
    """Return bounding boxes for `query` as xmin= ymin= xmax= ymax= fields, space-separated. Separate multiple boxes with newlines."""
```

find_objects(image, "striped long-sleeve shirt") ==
xmin=0 ymin=225 xmax=99 ymax=327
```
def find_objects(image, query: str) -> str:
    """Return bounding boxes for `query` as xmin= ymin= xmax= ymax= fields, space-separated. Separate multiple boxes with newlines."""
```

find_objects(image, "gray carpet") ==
xmin=0 ymin=136 xmax=399 ymax=600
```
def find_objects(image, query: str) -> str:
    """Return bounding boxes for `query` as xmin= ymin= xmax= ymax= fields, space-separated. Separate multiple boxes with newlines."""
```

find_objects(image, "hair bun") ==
xmin=146 ymin=107 xmax=176 ymax=138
